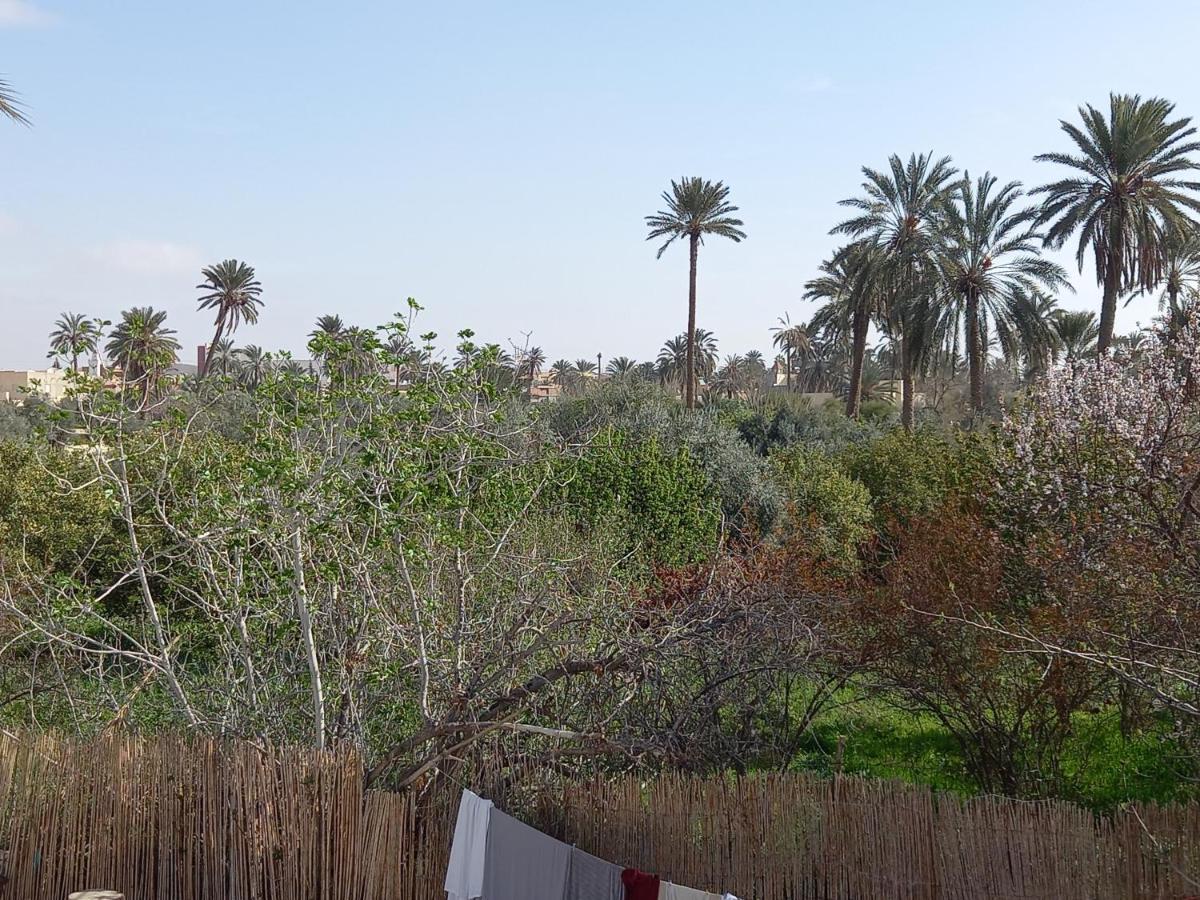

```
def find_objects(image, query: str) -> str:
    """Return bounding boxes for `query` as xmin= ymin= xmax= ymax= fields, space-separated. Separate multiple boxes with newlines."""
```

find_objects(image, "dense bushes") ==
xmin=1 ymin=326 xmax=1197 ymax=810
xmin=769 ymin=445 xmax=871 ymax=571
xmin=554 ymin=428 xmax=720 ymax=569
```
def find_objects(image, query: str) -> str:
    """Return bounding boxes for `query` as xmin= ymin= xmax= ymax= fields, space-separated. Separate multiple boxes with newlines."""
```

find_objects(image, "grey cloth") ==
xmin=662 ymin=885 xmax=720 ymax=900
xmin=566 ymin=846 xmax=624 ymax=900
xmin=444 ymin=789 xmax=493 ymax=900
xmin=481 ymin=809 xmax=571 ymax=900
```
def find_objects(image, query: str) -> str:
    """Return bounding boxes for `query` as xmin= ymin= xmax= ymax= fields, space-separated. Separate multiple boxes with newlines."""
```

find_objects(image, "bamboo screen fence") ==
xmin=0 ymin=733 xmax=1197 ymax=900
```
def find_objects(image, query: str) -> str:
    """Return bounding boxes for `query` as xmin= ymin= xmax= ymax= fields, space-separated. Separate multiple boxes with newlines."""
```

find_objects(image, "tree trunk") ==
xmin=846 ymin=303 xmax=869 ymax=418
xmin=291 ymin=526 xmax=326 ymax=750
xmin=966 ymin=290 xmax=984 ymax=415
xmin=685 ymin=233 xmax=699 ymax=409
xmin=203 ymin=318 xmax=226 ymax=378
xmin=1098 ymin=234 xmax=1122 ymax=355
xmin=900 ymin=337 xmax=915 ymax=432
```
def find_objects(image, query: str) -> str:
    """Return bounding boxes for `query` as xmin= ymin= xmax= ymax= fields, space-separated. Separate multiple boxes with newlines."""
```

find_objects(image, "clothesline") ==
xmin=444 ymin=788 xmax=743 ymax=900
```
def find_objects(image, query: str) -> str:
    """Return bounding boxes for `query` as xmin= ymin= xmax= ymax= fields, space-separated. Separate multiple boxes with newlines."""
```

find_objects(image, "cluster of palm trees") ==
xmin=538 ymin=329 xmax=759 ymax=398
xmin=648 ymin=94 xmax=1200 ymax=426
xmin=46 ymin=259 xmax=265 ymax=402
xmin=36 ymin=93 xmax=1200 ymax=420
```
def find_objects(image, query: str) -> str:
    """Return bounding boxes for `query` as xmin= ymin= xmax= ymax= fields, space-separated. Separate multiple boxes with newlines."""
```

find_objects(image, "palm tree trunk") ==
xmin=900 ymin=336 xmax=915 ymax=432
xmin=846 ymin=304 xmax=869 ymax=418
xmin=204 ymin=318 xmax=226 ymax=378
xmin=686 ymin=233 xmax=699 ymax=410
xmin=1098 ymin=236 xmax=1122 ymax=355
xmin=966 ymin=290 xmax=984 ymax=414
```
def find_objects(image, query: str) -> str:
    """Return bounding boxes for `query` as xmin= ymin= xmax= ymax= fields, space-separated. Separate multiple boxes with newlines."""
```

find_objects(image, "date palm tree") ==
xmin=48 ymin=312 xmax=101 ymax=372
xmin=1051 ymin=310 xmax=1099 ymax=364
xmin=196 ymin=260 xmax=263 ymax=376
xmin=806 ymin=242 xmax=881 ymax=417
xmin=549 ymin=359 xmax=575 ymax=392
xmin=0 ymin=77 xmax=29 ymax=126
xmin=519 ymin=345 xmax=546 ymax=397
xmin=236 ymin=345 xmax=272 ymax=390
xmin=771 ymin=315 xmax=811 ymax=393
xmin=646 ymin=177 xmax=746 ymax=409
xmin=657 ymin=336 xmax=688 ymax=395
xmin=605 ymin=356 xmax=637 ymax=377
xmin=205 ymin=338 xmax=238 ymax=377
xmin=938 ymin=173 xmax=1071 ymax=413
xmin=310 ymin=314 xmax=345 ymax=341
xmin=659 ymin=330 xmax=718 ymax=398
xmin=834 ymin=152 xmax=959 ymax=429
xmin=1000 ymin=289 xmax=1062 ymax=380
xmin=713 ymin=354 xmax=749 ymax=398
xmin=634 ymin=361 xmax=658 ymax=382
xmin=105 ymin=307 xmax=180 ymax=404
xmin=1146 ymin=225 xmax=1200 ymax=322
xmin=1033 ymin=94 xmax=1200 ymax=354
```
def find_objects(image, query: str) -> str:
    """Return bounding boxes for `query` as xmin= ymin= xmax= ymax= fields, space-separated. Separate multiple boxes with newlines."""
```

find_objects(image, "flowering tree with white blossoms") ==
xmin=986 ymin=307 xmax=1200 ymax=728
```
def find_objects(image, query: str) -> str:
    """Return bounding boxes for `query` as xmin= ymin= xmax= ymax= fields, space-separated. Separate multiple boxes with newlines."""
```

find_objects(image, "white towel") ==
xmin=444 ymin=789 xmax=493 ymax=900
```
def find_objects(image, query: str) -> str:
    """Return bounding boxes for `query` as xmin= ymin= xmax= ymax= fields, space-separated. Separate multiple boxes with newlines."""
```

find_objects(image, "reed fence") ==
xmin=0 ymin=733 xmax=1196 ymax=900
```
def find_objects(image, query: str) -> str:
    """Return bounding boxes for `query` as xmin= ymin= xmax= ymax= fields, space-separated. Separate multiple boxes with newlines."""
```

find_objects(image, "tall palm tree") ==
xmin=573 ymin=358 xmax=597 ymax=376
xmin=807 ymin=242 xmax=881 ymax=417
xmin=519 ymin=345 xmax=546 ymax=397
xmin=770 ymin=315 xmax=811 ymax=392
xmin=1033 ymin=94 xmax=1200 ymax=354
xmin=834 ymin=152 xmax=959 ymax=429
xmin=48 ymin=312 xmax=101 ymax=372
xmin=645 ymin=177 xmax=746 ymax=409
xmin=105 ymin=307 xmax=180 ymax=404
xmin=657 ymin=336 xmax=688 ymax=395
xmin=938 ymin=173 xmax=1071 ymax=413
xmin=549 ymin=359 xmax=575 ymax=393
xmin=713 ymin=354 xmax=749 ymax=398
xmin=196 ymin=260 xmax=264 ymax=376
xmin=1051 ymin=310 xmax=1099 ymax=364
xmin=0 ymin=77 xmax=29 ymax=126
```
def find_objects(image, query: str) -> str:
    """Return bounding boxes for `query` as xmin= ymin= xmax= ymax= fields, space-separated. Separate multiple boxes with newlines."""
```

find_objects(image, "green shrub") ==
xmin=840 ymin=428 xmax=985 ymax=526
xmin=770 ymin=445 xmax=872 ymax=570
xmin=537 ymin=383 xmax=781 ymax=538
xmin=554 ymin=428 xmax=720 ymax=569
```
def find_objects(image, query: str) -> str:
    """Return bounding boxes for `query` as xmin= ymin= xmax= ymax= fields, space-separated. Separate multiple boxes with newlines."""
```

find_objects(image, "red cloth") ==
xmin=622 ymin=868 xmax=660 ymax=900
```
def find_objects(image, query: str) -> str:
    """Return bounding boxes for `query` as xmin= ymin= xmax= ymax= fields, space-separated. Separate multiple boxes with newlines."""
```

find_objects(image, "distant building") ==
xmin=528 ymin=380 xmax=561 ymax=402
xmin=0 ymin=368 xmax=70 ymax=404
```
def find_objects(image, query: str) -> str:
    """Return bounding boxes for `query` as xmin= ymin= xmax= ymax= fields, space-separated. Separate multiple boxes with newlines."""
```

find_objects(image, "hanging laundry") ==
xmin=660 ymin=883 xmax=720 ymax=900
xmin=566 ymin=846 xmax=625 ymax=900
xmin=445 ymin=789 xmax=493 ymax=900
xmin=481 ymin=808 xmax=572 ymax=900
xmin=621 ymin=867 xmax=661 ymax=900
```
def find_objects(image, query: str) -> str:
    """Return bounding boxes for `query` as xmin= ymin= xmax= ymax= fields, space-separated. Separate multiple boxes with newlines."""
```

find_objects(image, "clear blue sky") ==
xmin=4 ymin=0 xmax=1199 ymax=369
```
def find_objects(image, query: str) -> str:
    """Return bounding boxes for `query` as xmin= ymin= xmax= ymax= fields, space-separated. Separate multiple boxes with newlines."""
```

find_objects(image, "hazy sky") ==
xmin=4 ymin=0 xmax=1200 ymax=369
